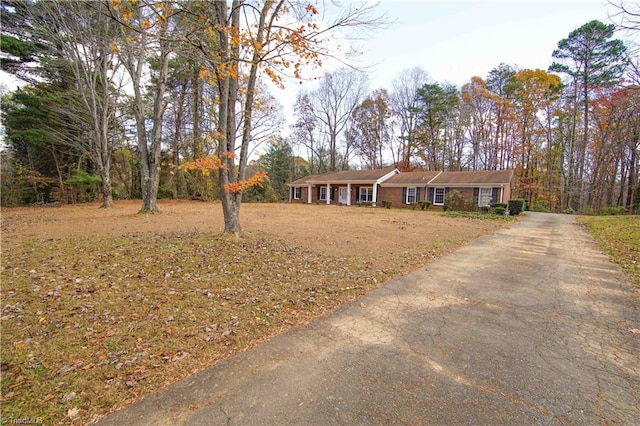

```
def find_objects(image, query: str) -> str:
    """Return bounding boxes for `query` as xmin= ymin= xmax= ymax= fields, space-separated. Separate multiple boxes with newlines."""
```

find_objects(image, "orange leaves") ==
xmin=224 ymin=171 xmax=269 ymax=193
xmin=181 ymin=155 xmax=267 ymax=194
xmin=222 ymin=151 xmax=236 ymax=159
xmin=180 ymin=156 xmax=224 ymax=177
xmin=305 ymin=3 xmax=319 ymax=15
xmin=199 ymin=66 xmax=210 ymax=81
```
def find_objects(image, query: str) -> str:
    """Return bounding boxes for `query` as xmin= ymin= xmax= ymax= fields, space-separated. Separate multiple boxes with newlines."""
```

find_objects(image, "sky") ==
xmin=348 ymin=0 xmax=619 ymax=89
xmin=264 ymin=0 xmax=622 ymax=133
xmin=363 ymin=0 xmax=614 ymax=88
xmin=0 ymin=1 xmax=625 ymax=145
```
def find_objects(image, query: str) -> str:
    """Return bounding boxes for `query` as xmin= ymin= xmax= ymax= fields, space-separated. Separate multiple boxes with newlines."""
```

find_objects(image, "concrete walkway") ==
xmin=96 ymin=212 xmax=639 ymax=425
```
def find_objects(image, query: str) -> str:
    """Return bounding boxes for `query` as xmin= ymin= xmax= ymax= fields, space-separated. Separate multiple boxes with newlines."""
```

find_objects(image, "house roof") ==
xmin=430 ymin=170 xmax=514 ymax=186
xmin=289 ymin=168 xmax=515 ymax=187
xmin=290 ymin=167 xmax=398 ymax=186
xmin=380 ymin=171 xmax=442 ymax=186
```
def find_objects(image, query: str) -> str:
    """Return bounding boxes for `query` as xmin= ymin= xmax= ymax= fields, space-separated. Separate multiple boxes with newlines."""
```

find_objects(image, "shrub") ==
xmin=494 ymin=206 xmax=506 ymax=215
xmin=532 ymin=201 xmax=550 ymax=213
xmin=381 ymin=200 xmax=392 ymax=209
xmin=563 ymin=207 xmax=575 ymax=214
xmin=445 ymin=190 xmax=465 ymax=211
xmin=479 ymin=205 xmax=489 ymax=214
xmin=508 ymin=199 xmax=525 ymax=215
xmin=601 ymin=206 xmax=626 ymax=215
xmin=65 ymin=170 xmax=101 ymax=203
xmin=493 ymin=203 xmax=508 ymax=209
xmin=410 ymin=201 xmax=418 ymax=210
xmin=419 ymin=200 xmax=432 ymax=210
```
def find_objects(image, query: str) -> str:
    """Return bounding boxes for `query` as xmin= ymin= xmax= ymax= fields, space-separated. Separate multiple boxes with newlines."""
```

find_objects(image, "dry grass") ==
xmin=1 ymin=200 xmax=509 ymax=425
xmin=578 ymin=214 xmax=640 ymax=288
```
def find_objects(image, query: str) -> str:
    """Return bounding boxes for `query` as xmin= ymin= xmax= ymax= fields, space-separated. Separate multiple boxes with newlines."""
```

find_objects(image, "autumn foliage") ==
xmin=181 ymin=155 xmax=268 ymax=193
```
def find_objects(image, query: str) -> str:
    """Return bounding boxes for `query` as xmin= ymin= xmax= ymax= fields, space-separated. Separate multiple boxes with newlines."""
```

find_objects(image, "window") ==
xmin=434 ymin=188 xmax=445 ymax=205
xmin=319 ymin=187 xmax=327 ymax=200
xmin=406 ymin=187 xmax=417 ymax=204
xmin=359 ymin=187 xmax=373 ymax=202
xmin=478 ymin=187 xmax=492 ymax=206
xmin=293 ymin=187 xmax=302 ymax=200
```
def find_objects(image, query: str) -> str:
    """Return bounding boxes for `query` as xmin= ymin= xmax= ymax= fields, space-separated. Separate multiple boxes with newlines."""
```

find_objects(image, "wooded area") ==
xmin=1 ymin=1 xmax=639 ymax=218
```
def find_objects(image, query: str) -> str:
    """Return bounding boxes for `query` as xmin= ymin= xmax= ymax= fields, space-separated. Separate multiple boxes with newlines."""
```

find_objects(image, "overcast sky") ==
xmin=0 ymin=1 xmax=625 ymax=146
xmin=267 ymin=0 xmax=622 ymax=131
xmin=355 ymin=0 xmax=619 ymax=89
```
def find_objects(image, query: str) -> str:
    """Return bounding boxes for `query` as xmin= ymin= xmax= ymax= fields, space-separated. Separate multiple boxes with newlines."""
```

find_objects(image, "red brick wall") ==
xmin=378 ymin=187 xmax=411 ymax=208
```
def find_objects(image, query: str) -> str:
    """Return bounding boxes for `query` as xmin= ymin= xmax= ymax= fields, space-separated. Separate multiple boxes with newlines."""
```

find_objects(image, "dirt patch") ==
xmin=0 ymin=200 xmax=510 ymax=425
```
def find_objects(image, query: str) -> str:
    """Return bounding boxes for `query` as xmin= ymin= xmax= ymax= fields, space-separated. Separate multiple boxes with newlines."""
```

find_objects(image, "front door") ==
xmin=339 ymin=187 xmax=348 ymax=204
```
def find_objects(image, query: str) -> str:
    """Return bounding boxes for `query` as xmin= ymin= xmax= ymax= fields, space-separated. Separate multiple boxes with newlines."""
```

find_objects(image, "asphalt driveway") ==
xmin=96 ymin=212 xmax=639 ymax=425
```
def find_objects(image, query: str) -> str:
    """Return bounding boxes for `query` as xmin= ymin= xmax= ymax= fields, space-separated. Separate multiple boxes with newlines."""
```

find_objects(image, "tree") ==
xmin=461 ymin=76 xmax=494 ymax=170
xmin=108 ymin=0 xmax=175 ymax=213
xmin=1 ymin=86 xmax=81 ymax=204
xmin=390 ymin=67 xmax=430 ymax=167
xmin=414 ymin=82 xmax=459 ymax=170
xmin=0 ymin=0 xmax=52 ymax=84
xmin=550 ymin=20 xmax=627 ymax=210
xmin=35 ymin=0 xmax=123 ymax=207
xmin=313 ymin=68 xmax=368 ymax=171
xmin=292 ymin=91 xmax=324 ymax=173
xmin=185 ymin=1 xmax=383 ymax=235
xmin=512 ymin=69 xmax=563 ymax=208
xmin=350 ymin=89 xmax=393 ymax=169
xmin=259 ymin=138 xmax=294 ymax=201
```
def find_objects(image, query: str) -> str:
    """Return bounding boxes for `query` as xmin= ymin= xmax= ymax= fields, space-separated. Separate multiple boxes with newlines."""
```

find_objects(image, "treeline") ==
xmin=291 ymin=21 xmax=640 ymax=214
xmin=1 ymin=1 xmax=639 ymax=214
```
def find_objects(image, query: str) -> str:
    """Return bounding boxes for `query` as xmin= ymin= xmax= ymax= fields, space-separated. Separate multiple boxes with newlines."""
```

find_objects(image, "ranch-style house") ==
xmin=288 ymin=168 xmax=514 ymax=208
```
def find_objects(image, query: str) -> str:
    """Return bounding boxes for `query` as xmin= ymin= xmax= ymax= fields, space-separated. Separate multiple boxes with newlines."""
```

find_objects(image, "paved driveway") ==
xmin=97 ymin=212 xmax=639 ymax=425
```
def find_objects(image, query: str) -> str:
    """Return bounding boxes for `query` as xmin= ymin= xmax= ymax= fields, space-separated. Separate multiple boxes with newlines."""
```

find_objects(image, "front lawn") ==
xmin=578 ymin=215 xmax=640 ymax=287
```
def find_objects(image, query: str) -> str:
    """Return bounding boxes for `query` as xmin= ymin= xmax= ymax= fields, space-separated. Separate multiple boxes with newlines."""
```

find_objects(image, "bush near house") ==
xmin=508 ymin=199 xmax=526 ymax=215
xmin=419 ymin=200 xmax=432 ymax=210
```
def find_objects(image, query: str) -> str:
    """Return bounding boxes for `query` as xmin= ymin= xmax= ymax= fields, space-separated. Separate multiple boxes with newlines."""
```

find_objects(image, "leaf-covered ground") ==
xmin=1 ymin=201 xmax=510 ymax=424
xmin=577 ymin=214 xmax=640 ymax=288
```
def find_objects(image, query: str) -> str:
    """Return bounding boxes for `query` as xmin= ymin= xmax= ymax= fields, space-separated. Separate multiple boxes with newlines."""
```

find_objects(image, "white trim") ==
xmin=292 ymin=187 xmax=302 ymax=200
xmin=338 ymin=187 xmax=348 ymax=204
xmin=478 ymin=187 xmax=492 ymax=206
xmin=307 ymin=184 xmax=312 ymax=204
xmin=406 ymin=187 xmax=417 ymax=204
xmin=358 ymin=187 xmax=374 ymax=203
xmin=434 ymin=187 xmax=446 ymax=205
xmin=319 ymin=186 xmax=327 ymax=201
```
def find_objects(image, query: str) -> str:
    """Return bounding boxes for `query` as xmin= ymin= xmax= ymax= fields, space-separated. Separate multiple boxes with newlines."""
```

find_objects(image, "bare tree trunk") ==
xmin=215 ymin=0 xmax=242 ymax=236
